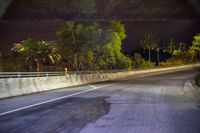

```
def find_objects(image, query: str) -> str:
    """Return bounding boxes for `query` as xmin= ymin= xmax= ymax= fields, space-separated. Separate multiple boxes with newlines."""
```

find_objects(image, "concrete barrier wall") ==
xmin=0 ymin=64 xmax=200 ymax=99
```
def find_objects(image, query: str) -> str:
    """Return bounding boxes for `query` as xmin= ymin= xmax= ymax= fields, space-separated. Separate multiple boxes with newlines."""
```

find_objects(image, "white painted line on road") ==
xmin=88 ymin=85 xmax=97 ymax=89
xmin=0 ymin=69 xmax=184 ymax=117
xmin=0 ymin=83 xmax=115 ymax=117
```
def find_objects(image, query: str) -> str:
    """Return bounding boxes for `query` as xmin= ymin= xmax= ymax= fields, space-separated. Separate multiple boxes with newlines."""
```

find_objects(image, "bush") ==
xmin=160 ymin=61 xmax=174 ymax=67
xmin=116 ymin=55 xmax=132 ymax=69
xmin=2 ymin=56 xmax=25 ymax=72
xmin=195 ymin=73 xmax=200 ymax=87
xmin=160 ymin=59 xmax=185 ymax=67
xmin=144 ymin=61 xmax=156 ymax=68
xmin=132 ymin=53 xmax=146 ymax=68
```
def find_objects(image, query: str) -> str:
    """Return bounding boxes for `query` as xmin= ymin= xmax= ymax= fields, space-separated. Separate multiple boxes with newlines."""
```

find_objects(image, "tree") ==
xmin=57 ymin=21 xmax=131 ymax=70
xmin=178 ymin=42 xmax=190 ymax=62
xmin=57 ymin=22 xmax=102 ymax=70
xmin=189 ymin=46 xmax=197 ymax=62
xmin=166 ymin=39 xmax=178 ymax=56
xmin=166 ymin=39 xmax=188 ymax=56
xmin=98 ymin=21 xmax=132 ymax=69
xmin=153 ymin=38 xmax=161 ymax=66
xmin=166 ymin=39 xmax=190 ymax=62
xmin=12 ymin=38 xmax=61 ymax=72
xmin=191 ymin=33 xmax=200 ymax=59
xmin=141 ymin=30 xmax=159 ymax=63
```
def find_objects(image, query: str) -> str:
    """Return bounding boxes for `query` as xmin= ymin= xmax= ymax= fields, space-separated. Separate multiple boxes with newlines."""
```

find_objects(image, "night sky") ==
xmin=0 ymin=20 xmax=200 ymax=55
xmin=123 ymin=20 xmax=200 ymax=53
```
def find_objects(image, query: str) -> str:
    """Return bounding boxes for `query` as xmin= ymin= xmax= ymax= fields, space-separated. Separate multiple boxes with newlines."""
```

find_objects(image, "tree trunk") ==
xmin=148 ymin=48 xmax=151 ymax=62
xmin=156 ymin=49 xmax=160 ymax=66
xmin=35 ymin=59 xmax=40 ymax=72
xmin=74 ymin=54 xmax=79 ymax=71
xmin=69 ymin=22 xmax=79 ymax=71
xmin=191 ymin=55 xmax=194 ymax=63
xmin=30 ymin=61 xmax=32 ymax=72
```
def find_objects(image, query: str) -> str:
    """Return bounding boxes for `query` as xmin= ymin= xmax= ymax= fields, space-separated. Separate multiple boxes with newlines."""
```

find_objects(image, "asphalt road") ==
xmin=0 ymin=69 xmax=200 ymax=133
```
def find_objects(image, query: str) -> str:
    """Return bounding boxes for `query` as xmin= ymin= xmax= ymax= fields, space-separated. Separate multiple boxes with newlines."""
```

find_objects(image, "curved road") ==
xmin=0 ymin=69 xmax=200 ymax=133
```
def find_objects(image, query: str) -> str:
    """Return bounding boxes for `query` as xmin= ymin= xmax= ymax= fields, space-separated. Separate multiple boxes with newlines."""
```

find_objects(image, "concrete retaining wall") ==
xmin=0 ymin=64 xmax=200 ymax=99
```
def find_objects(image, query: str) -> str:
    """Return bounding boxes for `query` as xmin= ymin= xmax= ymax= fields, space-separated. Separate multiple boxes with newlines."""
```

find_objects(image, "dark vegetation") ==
xmin=0 ymin=21 xmax=200 ymax=72
xmin=195 ymin=73 xmax=200 ymax=87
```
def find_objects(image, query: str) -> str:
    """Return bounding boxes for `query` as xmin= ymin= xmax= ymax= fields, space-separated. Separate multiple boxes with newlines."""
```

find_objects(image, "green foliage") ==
xmin=144 ymin=61 xmax=156 ymax=68
xmin=160 ymin=59 xmax=184 ymax=67
xmin=11 ymin=38 xmax=61 ymax=72
xmin=165 ymin=39 xmax=178 ymax=55
xmin=141 ymin=31 xmax=158 ymax=50
xmin=57 ymin=22 xmax=102 ymax=70
xmin=195 ymin=73 xmax=200 ymax=87
xmin=191 ymin=33 xmax=200 ymax=61
xmin=132 ymin=53 xmax=146 ymax=68
xmin=192 ymin=33 xmax=200 ymax=51
xmin=159 ymin=61 xmax=174 ymax=67
xmin=166 ymin=39 xmax=189 ymax=56
xmin=116 ymin=54 xmax=132 ymax=69
xmin=2 ymin=55 xmax=25 ymax=72
xmin=57 ymin=20 xmax=130 ymax=70
xmin=165 ymin=39 xmax=191 ymax=63
xmin=189 ymin=46 xmax=197 ymax=62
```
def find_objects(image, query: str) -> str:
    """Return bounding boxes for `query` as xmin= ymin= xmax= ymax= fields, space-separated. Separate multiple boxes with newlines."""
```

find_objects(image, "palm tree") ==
xmin=12 ymin=38 xmax=61 ymax=72
xmin=154 ymin=42 xmax=161 ymax=66
xmin=141 ymin=30 xmax=159 ymax=63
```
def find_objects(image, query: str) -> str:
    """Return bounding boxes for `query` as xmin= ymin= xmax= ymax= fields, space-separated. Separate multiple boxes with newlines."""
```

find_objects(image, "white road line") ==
xmin=0 ymin=70 xmax=182 ymax=117
xmin=88 ymin=85 xmax=97 ymax=89
xmin=0 ymin=84 xmax=114 ymax=117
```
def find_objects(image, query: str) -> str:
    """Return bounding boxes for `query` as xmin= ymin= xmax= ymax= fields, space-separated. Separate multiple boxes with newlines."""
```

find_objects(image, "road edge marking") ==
xmin=0 ymin=84 xmax=114 ymax=117
xmin=0 ymin=69 xmax=190 ymax=117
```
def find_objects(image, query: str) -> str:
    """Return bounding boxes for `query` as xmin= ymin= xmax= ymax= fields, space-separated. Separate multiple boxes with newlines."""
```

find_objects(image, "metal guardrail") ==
xmin=0 ymin=63 xmax=199 ymax=78
xmin=0 ymin=69 xmax=130 ymax=78
xmin=0 ymin=72 xmax=65 ymax=78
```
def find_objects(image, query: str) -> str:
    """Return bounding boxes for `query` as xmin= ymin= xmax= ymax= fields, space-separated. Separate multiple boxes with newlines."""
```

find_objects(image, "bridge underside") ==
xmin=1 ymin=0 xmax=200 ymax=21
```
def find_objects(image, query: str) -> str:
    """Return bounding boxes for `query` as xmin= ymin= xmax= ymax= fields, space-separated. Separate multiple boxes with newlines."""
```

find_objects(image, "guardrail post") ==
xmin=46 ymin=73 xmax=49 ymax=77
xmin=17 ymin=73 xmax=21 ymax=78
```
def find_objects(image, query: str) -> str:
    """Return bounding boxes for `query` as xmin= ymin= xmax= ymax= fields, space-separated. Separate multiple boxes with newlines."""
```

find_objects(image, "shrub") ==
xmin=132 ymin=53 xmax=146 ymax=68
xmin=1 ymin=56 xmax=25 ymax=72
xmin=144 ymin=61 xmax=156 ymax=68
xmin=116 ymin=55 xmax=132 ymax=69
xmin=195 ymin=73 xmax=200 ymax=87
xmin=160 ymin=59 xmax=185 ymax=67
xmin=160 ymin=61 xmax=173 ymax=67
